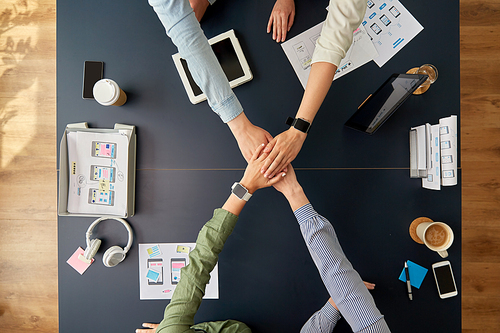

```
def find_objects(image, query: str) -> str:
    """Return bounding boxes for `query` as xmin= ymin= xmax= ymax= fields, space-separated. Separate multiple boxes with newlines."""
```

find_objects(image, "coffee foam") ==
xmin=425 ymin=224 xmax=448 ymax=248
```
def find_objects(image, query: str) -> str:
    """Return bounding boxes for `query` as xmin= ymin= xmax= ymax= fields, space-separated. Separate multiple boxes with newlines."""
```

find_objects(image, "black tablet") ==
xmin=344 ymin=73 xmax=428 ymax=134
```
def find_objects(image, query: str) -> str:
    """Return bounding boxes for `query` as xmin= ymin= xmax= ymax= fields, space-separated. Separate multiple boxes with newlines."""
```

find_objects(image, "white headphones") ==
xmin=83 ymin=217 xmax=133 ymax=268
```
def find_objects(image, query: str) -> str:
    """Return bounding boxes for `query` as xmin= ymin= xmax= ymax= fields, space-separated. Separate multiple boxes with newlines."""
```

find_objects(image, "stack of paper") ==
xmin=410 ymin=115 xmax=458 ymax=190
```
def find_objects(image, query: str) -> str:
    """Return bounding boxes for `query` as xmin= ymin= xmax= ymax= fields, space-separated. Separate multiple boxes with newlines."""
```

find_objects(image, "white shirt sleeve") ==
xmin=312 ymin=0 xmax=367 ymax=67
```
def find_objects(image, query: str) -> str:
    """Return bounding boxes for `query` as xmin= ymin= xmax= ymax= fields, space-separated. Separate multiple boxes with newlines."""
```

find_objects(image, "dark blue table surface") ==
xmin=57 ymin=0 xmax=461 ymax=332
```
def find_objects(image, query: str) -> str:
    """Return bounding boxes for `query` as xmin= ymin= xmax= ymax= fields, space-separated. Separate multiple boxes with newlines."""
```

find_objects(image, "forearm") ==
xmin=158 ymin=208 xmax=239 ymax=333
xmin=294 ymin=62 xmax=337 ymax=123
xmin=282 ymin=183 xmax=310 ymax=212
xmin=294 ymin=0 xmax=366 ymax=123
xmin=149 ymin=0 xmax=243 ymax=123
xmin=222 ymin=192 xmax=247 ymax=216
xmin=294 ymin=204 xmax=390 ymax=333
xmin=300 ymin=300 xmax=341 ymax=333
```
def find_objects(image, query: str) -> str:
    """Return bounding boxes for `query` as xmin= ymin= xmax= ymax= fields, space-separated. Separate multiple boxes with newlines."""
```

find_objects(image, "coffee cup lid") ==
xmin=93 ymin=79 xmax=118 ymax=105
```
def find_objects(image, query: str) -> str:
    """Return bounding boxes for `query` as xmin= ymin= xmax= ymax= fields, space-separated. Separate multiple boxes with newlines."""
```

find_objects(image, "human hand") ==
xmin=227 ymin=113 xmax=273 ymax=162
xmin=272 ymin=164 xmax=300 ymax=197
xmin=240 ymin=144 xmax=286 ymax=194
xmin=261 ymin=127 xmax=306 ymax=178
xmin=136 ymin=323 xmax=159 ymax=333
xmin=363 ymin=281 xmax=375 ymax=290
xmin=189 ymin=0 xmax=209 ymax=22
xmin=267 ymin=0 xmax=295 ymax=43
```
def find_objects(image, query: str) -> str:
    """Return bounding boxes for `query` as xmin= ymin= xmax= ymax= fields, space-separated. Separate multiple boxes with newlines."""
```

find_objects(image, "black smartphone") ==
xmin=82 ymin=61 xmax=103 ymax=99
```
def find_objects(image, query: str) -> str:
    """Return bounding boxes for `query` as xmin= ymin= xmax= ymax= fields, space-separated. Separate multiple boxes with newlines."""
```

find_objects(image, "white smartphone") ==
xmin=432 ymin=261 xmax=458 ymax=299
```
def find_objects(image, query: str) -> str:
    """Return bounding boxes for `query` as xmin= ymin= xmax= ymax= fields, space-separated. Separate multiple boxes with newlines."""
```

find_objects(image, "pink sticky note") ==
xmin=67 ymin=247 xmax=94 ymax=275
xmin=172 ymin=263 xmax=185 ymax=269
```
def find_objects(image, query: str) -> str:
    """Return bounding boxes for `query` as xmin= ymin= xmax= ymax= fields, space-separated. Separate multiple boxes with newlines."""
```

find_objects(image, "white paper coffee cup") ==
xmin=93 ymin=79 xmax=127 ymax=106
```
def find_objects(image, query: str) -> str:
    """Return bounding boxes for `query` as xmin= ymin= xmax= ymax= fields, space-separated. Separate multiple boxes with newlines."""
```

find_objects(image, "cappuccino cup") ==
xmin=93 ymin=79 xmax=127 ymax=106
xmin=416 ymin=222 xmax=454 ymax=258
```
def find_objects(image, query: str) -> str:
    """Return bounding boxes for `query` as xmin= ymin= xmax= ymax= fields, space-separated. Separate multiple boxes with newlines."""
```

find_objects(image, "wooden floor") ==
xmin=0 ymin=0 xmax=498 ymax=332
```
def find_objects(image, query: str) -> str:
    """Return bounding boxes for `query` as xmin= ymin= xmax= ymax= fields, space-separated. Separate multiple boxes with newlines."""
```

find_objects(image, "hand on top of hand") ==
xmin=260 ymin=127 xmax=306 ymax=178
xmin=240 ymin=144 xmax=286 ymax=194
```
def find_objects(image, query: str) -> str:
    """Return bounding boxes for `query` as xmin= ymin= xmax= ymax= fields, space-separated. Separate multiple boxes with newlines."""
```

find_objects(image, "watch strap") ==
xmin=285 ymin=117 xmax=311 ymax=133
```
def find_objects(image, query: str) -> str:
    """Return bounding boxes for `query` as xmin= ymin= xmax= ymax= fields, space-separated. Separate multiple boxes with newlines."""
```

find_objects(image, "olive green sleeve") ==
xmin=156 ymin=208 xmax=239 ymax=333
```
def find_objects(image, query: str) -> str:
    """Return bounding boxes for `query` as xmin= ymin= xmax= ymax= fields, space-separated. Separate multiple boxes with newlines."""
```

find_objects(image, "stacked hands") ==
xmin=228 ymin=112 xmax=307 ymax=180
xmin=139 ymin=1 xmax=387 ymax=332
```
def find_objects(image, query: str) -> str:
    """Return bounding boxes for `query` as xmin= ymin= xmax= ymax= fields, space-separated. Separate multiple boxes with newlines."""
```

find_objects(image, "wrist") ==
xmin=227 ymin=112 xmax=251 ymax=134
xmin=287 ymin=126 xmax=308 ymax=141
xmin=282 ymin=183 xmax=303 ymax=199
xmin=283 ymin=185 xmax=309 ymax=211
xmin=238 ymin=179 xmax=257 ymax=195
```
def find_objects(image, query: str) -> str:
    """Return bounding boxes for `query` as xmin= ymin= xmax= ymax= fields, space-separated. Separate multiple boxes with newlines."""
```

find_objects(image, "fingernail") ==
xmin=261 ymin=143 xmax=265 ymax=146
xmin=264 ymin=173 xmax=268 ymax=178
xmin=282 ymin=173 xmax=286 ymax=177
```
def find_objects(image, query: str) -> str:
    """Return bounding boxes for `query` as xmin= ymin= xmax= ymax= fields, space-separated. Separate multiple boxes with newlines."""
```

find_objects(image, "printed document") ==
xmin=363 ymin=0 xmax=423 ymax=67
xmin=282 ymin=22 xmax=378 ymax=89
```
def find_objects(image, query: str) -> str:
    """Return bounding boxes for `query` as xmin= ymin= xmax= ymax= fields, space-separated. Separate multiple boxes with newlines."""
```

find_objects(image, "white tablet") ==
xmin=172 ymin=29 xmax=253 ymax=104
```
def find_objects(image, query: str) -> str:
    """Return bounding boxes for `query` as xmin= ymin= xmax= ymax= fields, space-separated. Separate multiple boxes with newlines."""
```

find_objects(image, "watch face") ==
xmin=232 ymin=184 xmax=248 ymax=199
xmin=294 ymin=118 xmax=310 ymax=133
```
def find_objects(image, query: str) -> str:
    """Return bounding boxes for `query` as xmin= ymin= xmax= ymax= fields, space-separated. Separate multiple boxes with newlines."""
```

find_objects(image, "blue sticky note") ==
xmin=398 ymin=260 xmax=428 ymax=289
xmin=146 ymin=269 xmax=160 ymax=282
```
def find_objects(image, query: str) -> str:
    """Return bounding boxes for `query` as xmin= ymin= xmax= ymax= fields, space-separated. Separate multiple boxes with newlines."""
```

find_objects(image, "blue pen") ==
xmin=405 ymin=261 xmax=413 ymax=301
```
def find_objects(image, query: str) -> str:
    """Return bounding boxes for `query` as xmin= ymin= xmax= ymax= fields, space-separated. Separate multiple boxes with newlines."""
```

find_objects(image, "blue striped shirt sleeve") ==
xmin=300 ymin=301 xmax=342 ymax=333
xmin=294 ymin=204 xmax=391 ymax=333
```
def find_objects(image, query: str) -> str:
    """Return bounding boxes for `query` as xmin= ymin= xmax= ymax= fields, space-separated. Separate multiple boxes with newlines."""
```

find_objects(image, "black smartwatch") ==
xmin=286 ymin=117 xmax=311 ymax=133
xmin=231 ymin=182 xmax=252 ymax=201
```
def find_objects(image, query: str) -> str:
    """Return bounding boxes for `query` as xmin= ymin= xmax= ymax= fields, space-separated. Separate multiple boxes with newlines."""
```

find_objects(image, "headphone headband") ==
xmin=86 ymin=217 xmax=133 ymax=254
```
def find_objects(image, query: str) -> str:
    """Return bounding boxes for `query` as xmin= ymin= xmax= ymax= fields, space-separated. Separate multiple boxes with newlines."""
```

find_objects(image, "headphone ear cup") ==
xmin=102 ymin=246 xmax=126 ymax=267
xmin=84 ymin=238 xmax=101 ymax=260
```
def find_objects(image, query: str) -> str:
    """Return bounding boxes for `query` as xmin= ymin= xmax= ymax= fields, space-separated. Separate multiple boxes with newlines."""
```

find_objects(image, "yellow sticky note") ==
xmin=99 ymin=179 xmax=109 ymax=194
xmin=176 ymin=245 xmax=190 ymax=254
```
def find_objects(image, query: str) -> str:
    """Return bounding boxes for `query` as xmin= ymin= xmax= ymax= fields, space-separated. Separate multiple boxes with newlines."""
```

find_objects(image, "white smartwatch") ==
xmin=231 ymin=182 xmax=252 ymax=201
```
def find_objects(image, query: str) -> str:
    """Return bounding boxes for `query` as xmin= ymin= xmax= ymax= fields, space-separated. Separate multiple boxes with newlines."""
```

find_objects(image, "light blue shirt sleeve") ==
xmin=294 ymin=204 xmax=391 ymax=333
xmin=148 ymin=0 xmax=243 ymax=123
